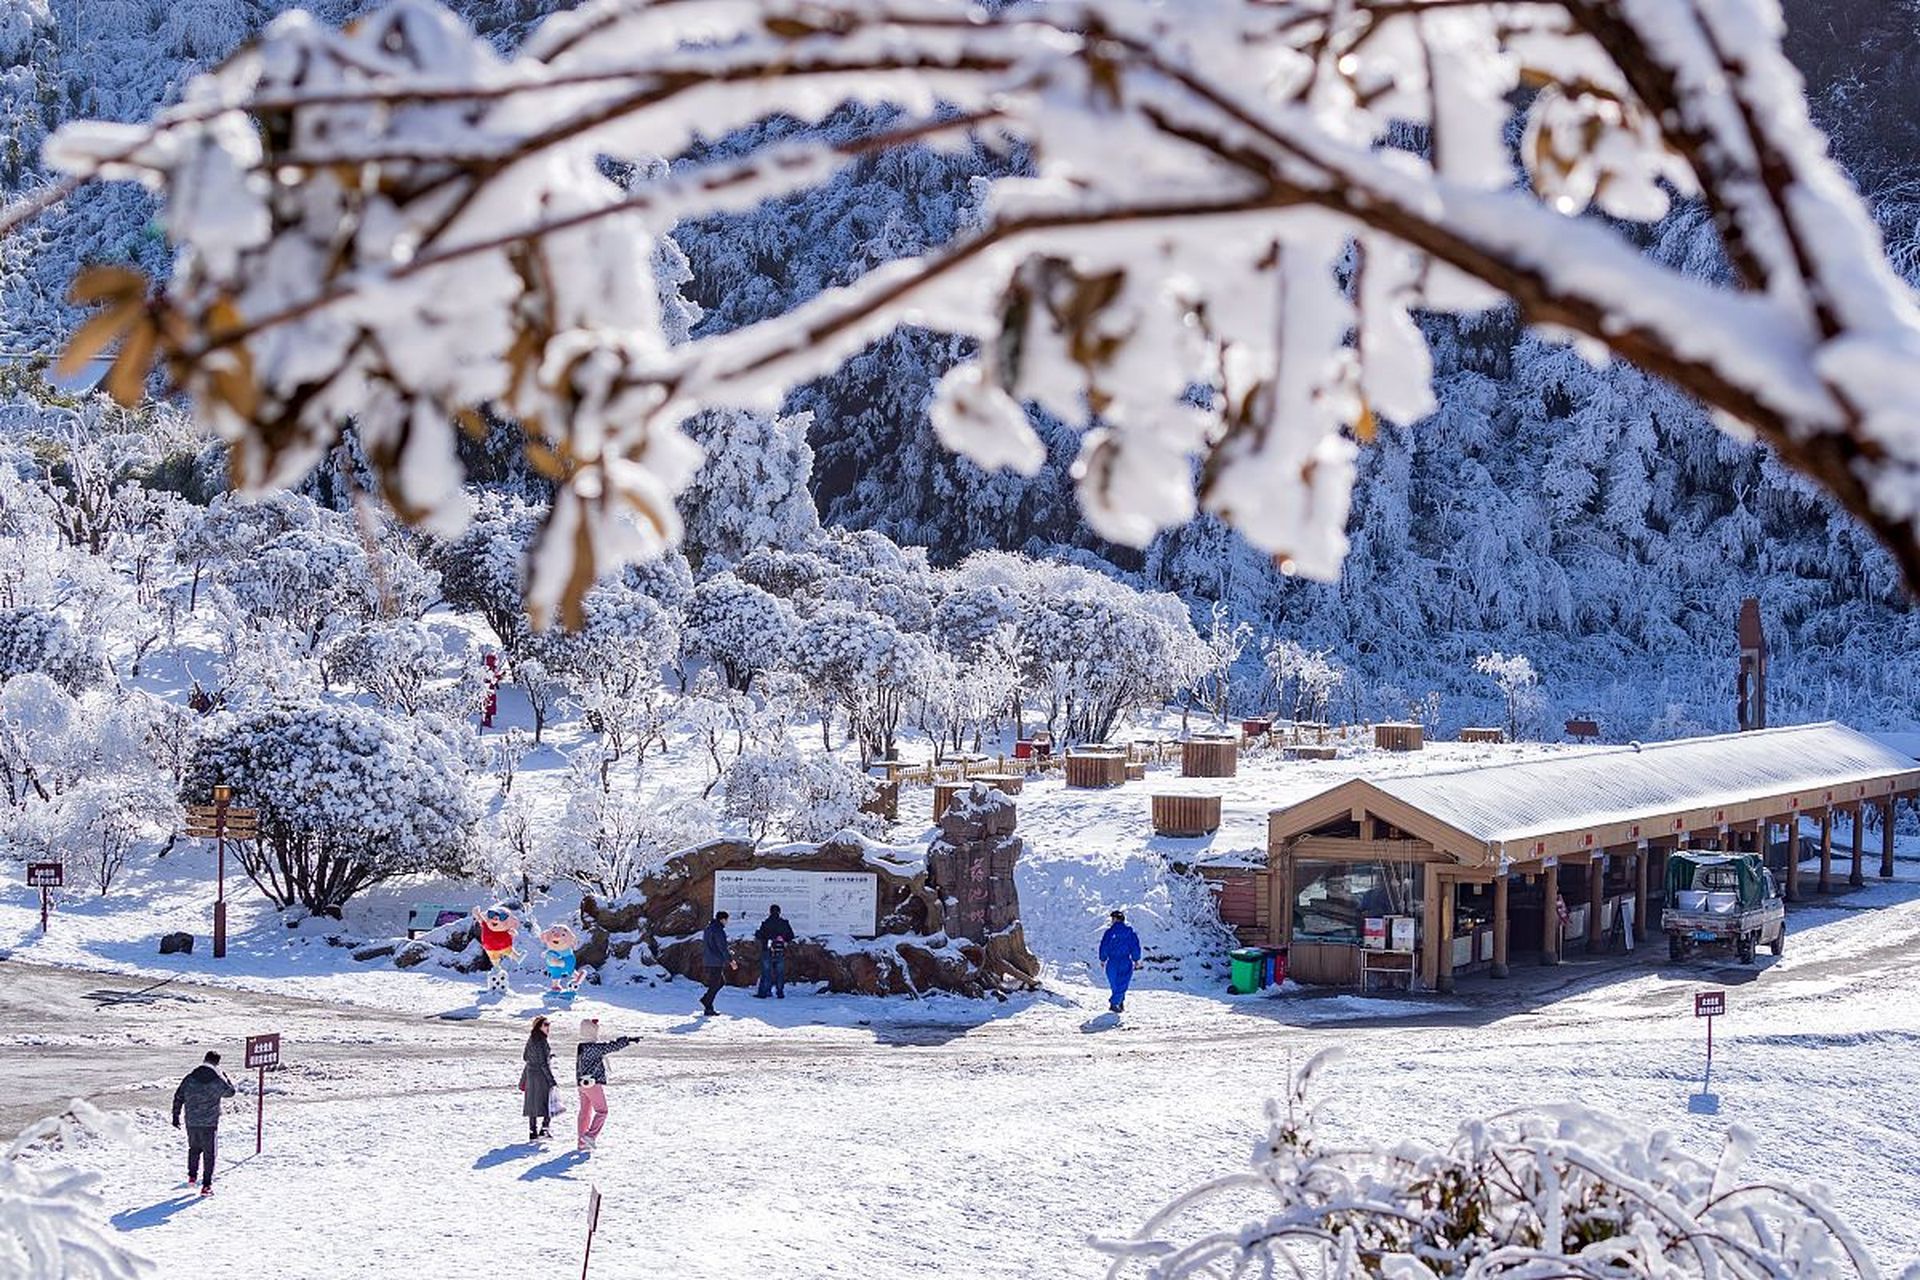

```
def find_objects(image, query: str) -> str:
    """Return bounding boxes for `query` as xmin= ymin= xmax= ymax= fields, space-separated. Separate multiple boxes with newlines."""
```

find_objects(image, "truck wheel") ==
xmin=1771 ymin=931 xmax=1785 ymax=957
xmin=1737 ymin=935 xmax=1755 ymax=965
xmin=1668 ymin=934 xmax=1684 ymax=962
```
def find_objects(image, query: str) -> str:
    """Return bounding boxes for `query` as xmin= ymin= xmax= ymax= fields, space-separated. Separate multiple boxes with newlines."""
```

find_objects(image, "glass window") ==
xmin=1293 ymin=858 xmax=1421 ymax=944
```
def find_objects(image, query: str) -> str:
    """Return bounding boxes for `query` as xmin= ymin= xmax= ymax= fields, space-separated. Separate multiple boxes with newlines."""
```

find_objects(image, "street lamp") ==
xmin=183 ymin=785 xmax=259 ymax=958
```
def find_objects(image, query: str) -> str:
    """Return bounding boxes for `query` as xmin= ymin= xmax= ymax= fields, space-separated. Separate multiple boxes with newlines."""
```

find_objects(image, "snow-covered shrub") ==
xmin=722 ymin=743 xmax=878 ymax=844
xmin=1264 ymin=638 xmax=1347 ymax=724
xmin=0 ymin=607 xmax=100 ymax=691
xmin=330 ymin=621 xmax=451 ymax=715
xmin=554 ymin=759 xmax=716 ymax=897
xmin=680 ymin=573 xmax=794 ymax=692
xmin=18 ymin=775 xmax=178 ymax=897
xmin=187 ymin=700 xmax=475 ymax=916
xmin=1096 ymin=1049 xmax=1882 ymax=1279
xmin=429 ymin=494 xmax=540 ymax=651
xmin=792 ymin=603 xmax=936 ymax=764
xmin=1 ymin=1106 xmax=148 ymax=1280
xmin=1475 ymin=651 xmax=1545 ymax=742
xmin=469 ymin=790 xmax=553 ymax=904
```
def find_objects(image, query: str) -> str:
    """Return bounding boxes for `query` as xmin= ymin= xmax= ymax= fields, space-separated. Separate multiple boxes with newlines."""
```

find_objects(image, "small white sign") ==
xmin=713 ymin=870 xmax=879 ymax=938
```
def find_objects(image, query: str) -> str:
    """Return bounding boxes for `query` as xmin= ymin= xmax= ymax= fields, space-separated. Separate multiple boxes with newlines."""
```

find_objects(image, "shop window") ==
xmin=1293 ymin=859 xmax=1421 ymax=944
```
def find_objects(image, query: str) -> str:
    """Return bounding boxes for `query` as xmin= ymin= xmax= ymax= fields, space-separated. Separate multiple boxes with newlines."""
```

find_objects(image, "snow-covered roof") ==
xmin=1273 ymin=722 xmax=1920 ymax=864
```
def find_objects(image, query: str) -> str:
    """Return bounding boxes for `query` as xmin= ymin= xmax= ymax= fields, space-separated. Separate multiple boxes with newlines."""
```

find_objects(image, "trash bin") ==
xmin=1229 ymin=947 xmax=1265 ymax=994
xmin=1266 ymin=945 xmax=1289 ymax=987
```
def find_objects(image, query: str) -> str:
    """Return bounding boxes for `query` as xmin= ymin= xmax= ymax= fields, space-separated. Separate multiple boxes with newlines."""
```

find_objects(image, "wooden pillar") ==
xmin=1849 ymin=804 xmax=1866 ymax=887
xmin=1491 ymin=873 xmax=1511 ymax=978
xmin=1436 ymin=876 xmax=1456 ymax=994
xmin=1783 ymin=818 xmax=1801 ymax=901
xmin=1586 ymin=857 xmax=1605 ymax=952
xmin=1421 ymin=863 xmax=1442 ymax=991
xmin=1883 ymin=796 xmax=1898 ymax=880
xmin=1633 ymin=848 xmax=1649 ymax=943
xmin=1541 ymin=869 xmax=1562 ymax=966
xmin=1819 ymin=809 xmax=1833 ymax=894
xmin=1272 ymin=840 xmax=1294 ymax=946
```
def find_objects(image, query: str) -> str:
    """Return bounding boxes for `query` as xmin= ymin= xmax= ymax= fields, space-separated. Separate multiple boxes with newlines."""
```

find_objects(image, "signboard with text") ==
xmin=1694 ymin=990 xmax=1726 ymax=1018
xmin=26 ymin=862 xmax=63 ymax=888
xmin=713 ymin=870 xmax=879 ymax=938
xmin=245 ymin=1033 xmax=282 ymax=1070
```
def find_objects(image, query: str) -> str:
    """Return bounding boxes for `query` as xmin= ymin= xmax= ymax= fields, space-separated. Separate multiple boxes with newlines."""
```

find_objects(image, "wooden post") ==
xmin=1818 ymin=809 xmax=1833 ymax=894
xmin=1883 ymin=796 xmax=1898 ymax=880
xmin=1849 ymin=804 xmax=1866 ymax=888
xmin=1541 ymin=869 xmax=1561 ymax=966
xmin=1784 ymin=817 xmax=1801 ymax=901
xmin=1633 ymin=847 xmax=1649 ymax=943
xmin=1491 ymin=873 xmax=1510 ymax=978
xmin=1421 ymin=863 xmax=1442 ymax=991
xmin=1587 ymin=857 xmax=1604 ymax=952
xmin=1436 ymin=875 xmax=1456 ymax=994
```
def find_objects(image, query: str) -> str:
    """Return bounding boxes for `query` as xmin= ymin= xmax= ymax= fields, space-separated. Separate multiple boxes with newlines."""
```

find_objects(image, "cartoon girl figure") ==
xmin=539 ymin=923 xmax=581 ymax=1001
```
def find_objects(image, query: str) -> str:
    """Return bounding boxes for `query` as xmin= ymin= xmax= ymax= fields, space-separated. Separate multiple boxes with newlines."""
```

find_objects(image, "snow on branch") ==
xmin=1093 ymin=1048 xmax=1887 ymax=1280
xmin=33 ymin=0 xmax=1920 ymax=619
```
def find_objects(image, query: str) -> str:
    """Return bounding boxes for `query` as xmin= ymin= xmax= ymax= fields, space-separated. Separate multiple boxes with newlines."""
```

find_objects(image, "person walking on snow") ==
xmin=700 ymin=910 xmax=738 ymax=1016
xmin=1099 ymin=909 xmax=1142 ymax=1013
xmin=520 ymin=1016 xmax=558 ymax=1141
xmin=574 ymin=1018 xmax=636 ymax=1152
xmin=754 ymin=904 xmax=796 ymax=999
xmin=171 ymin=1050 xmax=237 ymax=1196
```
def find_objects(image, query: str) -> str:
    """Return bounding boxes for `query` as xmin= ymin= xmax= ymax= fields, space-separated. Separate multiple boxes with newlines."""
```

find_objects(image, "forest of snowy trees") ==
xmin=3 ymin=0 xmax=1920 ymax=737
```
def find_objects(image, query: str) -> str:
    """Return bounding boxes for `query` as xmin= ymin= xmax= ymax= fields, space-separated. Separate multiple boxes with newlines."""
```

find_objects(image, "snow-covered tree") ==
xmin=0 ymin=607 xmax=101 ymax=691
xmin=1192 ymin=601 xmax=1252 ymax=725
xmin=469 ymin=789 xmax=552 ymax=905
xmin=722 ymin=741 xmax=876 ymax=844
xmin=329 ymin=621 xmax=450 ymax=716
xmin=792 ymin=603 xmax=936 ymax=764
xmin=554 ymin=757 xmax=715 ymax=897
xmin=1264 ymin=639 xmax=1347 ymax=725
xmin=675 ymin=407 xmax=820 ymax=569
xmin=186 ymin=700 xmax=475 ymax=916
xmin=680 ymin=573 xmax=794 ymax=693
xmin=1475 ymin=651 xmax=1545 ymax=742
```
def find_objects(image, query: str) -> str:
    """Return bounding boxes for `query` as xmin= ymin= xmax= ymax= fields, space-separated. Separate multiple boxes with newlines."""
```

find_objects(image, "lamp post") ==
xmin=184 ymin=785 xmax=259 ymax=959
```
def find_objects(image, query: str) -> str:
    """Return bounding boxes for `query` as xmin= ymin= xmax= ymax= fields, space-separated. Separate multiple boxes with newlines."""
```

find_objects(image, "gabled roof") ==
xmin=1271 ymin=722 xmax=1920 ymax=867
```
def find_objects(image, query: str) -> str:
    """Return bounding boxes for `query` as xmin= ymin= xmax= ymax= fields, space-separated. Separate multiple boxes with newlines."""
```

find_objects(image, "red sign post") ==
xmin=1694 ymin=990 xmax=1725 ymax=1096
xmin=581 ymin=1185 xmax=603 ymax=1280
xmin=244 ymin=1033 xmax=281 ymax=1155
xmin=26 ymin=862 xmax=62 ymax=933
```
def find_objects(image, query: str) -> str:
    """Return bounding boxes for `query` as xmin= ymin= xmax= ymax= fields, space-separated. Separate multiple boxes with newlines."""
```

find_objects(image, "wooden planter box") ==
xmin=1286 ymin=745 xmax=1337 ymax=761
xmin=1459 ymin=727 xmax=1504 ymax=744
xmin=1124 ymin=761 xmax=1146 ymax=782
xmin=1181 ymin=738 xmax=1239 ymax=778
xmin=1240 ymin=718 xmax=1273 ymax=739
xmin=1153 ymin=793 xmax=1222 ymax=836
xmin=932 ymin=780 xmax=966 ymax=821
xmin=973 ymin=773 xmax=1024 ymax=796
xmin=1374 ymin=723 xmax=1424 ymax=752
xmin=1064 ymin=752 xmax=1127 ymax=789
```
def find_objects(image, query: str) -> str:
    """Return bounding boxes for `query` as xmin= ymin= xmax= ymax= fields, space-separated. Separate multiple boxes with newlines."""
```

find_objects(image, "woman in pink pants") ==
xmin=573 ymin=1018 xmax=636 ymax=1152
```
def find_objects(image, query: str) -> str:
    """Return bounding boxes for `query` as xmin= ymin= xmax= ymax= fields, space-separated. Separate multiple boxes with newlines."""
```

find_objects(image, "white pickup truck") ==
xmin=1661 ymin=851 xmax=1786 ymax=965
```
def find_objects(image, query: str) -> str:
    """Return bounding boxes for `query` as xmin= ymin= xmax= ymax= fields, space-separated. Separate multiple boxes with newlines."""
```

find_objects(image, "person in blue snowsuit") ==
xmin=1098 ymin=909 xmax=1142 ymax=1013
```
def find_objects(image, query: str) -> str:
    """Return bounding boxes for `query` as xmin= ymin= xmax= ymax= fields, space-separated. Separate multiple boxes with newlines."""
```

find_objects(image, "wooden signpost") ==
xmin=244 ymin=1032 xmax=281 ymax=1155
xmin=184 ymin=786 xmax=259 ymax=959
xmin=26 ymin=862 xmax=62 ymax=933
xmin=581 ymin=1185 xmax=603 ymax=1280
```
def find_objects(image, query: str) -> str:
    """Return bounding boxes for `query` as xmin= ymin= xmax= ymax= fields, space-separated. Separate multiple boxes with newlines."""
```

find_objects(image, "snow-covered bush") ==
xmin=1096 ymin=1049 xmax=1883 ymax=1279
xmin=469 ymin=790 xmax=552 ymax=904
xmin=1264 ymin=639 xmax=1347 ymax=724
xmin=722 ymin=743 xmax=878 ymax=845
xmin=330 ymin=621 xmax=451 ymax=715
xmin=1475 ymin=651 xmax=1545 ymax=742
xmin=792 ymin=603 xmax=936 ymax=764
xmin=1 ymin=1106 xmax=149 ymax=1280
xmin=429 ymin=495 xmax=540 ymax=651
xmin=680 ymin=573 xmax=794 ymax=693
xmin=554 ymin=760 xmax=716 ymax=898
xmin=0 ymin=607 xmax=100 ymax=691
xmin=187 ymin=700 xmax=475 ymax=916
xmin=676 ymin=408 xmax=821 ymax=568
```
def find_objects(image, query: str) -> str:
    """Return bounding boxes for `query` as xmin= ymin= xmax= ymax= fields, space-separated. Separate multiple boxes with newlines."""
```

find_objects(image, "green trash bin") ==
xmin=1229 ymin=947 xmax=1266 ymax=995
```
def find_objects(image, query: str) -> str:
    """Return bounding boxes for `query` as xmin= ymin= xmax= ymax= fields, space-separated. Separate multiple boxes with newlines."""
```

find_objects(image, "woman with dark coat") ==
xmin=520 ymin=1016 xmax=557 ymax=1140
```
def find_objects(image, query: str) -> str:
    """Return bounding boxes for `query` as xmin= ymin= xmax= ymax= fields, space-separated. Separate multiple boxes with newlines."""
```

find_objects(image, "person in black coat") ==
xmin=519 ymin=1016 xmax=557 ymax=1140
xmin=700 ymin=911 xmax=738 ymax=1016
xmin=171 ymin=1051 xmax=237 ymax=1195
xmin=754 ymin=905 xmax=797 ymax=999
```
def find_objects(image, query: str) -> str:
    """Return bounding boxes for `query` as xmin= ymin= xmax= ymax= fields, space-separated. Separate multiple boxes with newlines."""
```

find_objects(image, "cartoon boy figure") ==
xmin=538 ymin=923 xmax=581 ymax=1001
xmin=473 ymin=903 xmax=522 ymax=994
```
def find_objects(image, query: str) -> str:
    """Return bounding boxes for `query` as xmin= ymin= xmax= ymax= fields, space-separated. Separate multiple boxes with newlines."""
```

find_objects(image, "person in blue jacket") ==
xmin=1098 ymin=909 xmax=1142 ymax=1013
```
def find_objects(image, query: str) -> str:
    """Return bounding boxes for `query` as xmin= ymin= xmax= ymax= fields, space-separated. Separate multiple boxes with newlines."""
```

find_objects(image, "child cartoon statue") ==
xmin=538 ymin=923 xmax=581 ymax=1001
xmin=472 ymin=902 xmax=523 ymax=994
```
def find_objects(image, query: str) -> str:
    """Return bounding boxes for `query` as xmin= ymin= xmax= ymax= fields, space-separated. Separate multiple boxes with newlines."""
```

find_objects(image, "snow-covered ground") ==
xmin=8 ymin=736 xmax=1920 ymax=1277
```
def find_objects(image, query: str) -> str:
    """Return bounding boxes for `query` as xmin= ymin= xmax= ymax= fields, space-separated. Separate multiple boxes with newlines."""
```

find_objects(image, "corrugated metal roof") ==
xmin=1366 ymin=722 xmax=1911 ymax=847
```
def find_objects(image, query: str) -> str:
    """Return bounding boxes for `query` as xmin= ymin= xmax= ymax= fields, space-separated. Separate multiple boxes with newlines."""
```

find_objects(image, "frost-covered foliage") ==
xmin=0 ymin=606 xmax=100 ymax=691
xmin=554 ymin=757 xmax=716 ymax=897
xmin=722 ymin=742 xmax=877 ymax=844
xmin=329 ymin=621 xmax=451 ymax=715
xmin=680 ymin=572 xmax=795 ymax=693
xmin=187 ymin=699 xmax=475 ymax=915
xmin=1475 ymin=651 xmax=1545 ymax=742
xmin=1263 ymin=639 xmax=1347 ymax=724
xmin=1 ymin=1106 xmax=149 ymax=1280
xmin=43 ymin=0 xmax=1920 ymax=622
xmin=792 ymin=603 xmax=935 ymax=765
xmin=675 ymin=408 xmax=820 ymax=569
xmin=1096 ymin=1049 xmax=1885 ymax=1279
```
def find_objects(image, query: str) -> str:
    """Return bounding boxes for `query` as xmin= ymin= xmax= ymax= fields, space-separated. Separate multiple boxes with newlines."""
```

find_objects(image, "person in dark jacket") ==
xmin=700 ymin=911 xmax=738 ymax=1016
xmin=171 ymin=1051 xmax=237 ymax=1195
xmin=520 ymin=1016 xmax=558 ymax=1141
xmin=754 ymin=904 xmax=796 ymax=999
xmin=1098 ymin=909 xmax=1143 ymax=1013
xmin=573 ymin=1018 xmax=636 ymax=1152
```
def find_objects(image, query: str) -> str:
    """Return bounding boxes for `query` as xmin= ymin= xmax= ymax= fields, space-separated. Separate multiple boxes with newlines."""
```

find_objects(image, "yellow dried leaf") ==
xmin=54 ymin=300 xmax=140 ymax=381
xmin=558 ymin=516 xmax=598 ymax=632
xmin=68 ymin=265 xmax=147 ymax=307
xmin=104 ymin=319 xmax=158 ymax=407
xmin=1354 ymin=399 xmax=1378 ymax=444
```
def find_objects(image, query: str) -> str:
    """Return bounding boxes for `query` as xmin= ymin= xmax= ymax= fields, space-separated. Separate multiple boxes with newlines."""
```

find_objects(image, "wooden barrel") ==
xmin=1124 ymin=761 xmax=1146 ymax=782
xmin=932 ymin=780 xmax=967 ymax=820
xmin=1374 ymin=723 xmax=1423 ymax=752
xmin=1181 ymin=737 xmax=1238 ymax=778
xmin=973 ymin=773 xmax=1025 ymax=796
xmin=1153 ymin=793 xmax=1222 ymax=837
xmin=1286 ymin=745 xmax=1337 ymax=761
xmin=1064 ymin=752 xmax=1127 ymax=789
xmin=1459 ymin=727 xmax=1503 ymax=744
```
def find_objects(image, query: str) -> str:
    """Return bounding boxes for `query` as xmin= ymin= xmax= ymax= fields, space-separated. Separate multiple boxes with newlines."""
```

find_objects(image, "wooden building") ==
xmin=1209 ymin=723 xmax=1919 ymax=991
